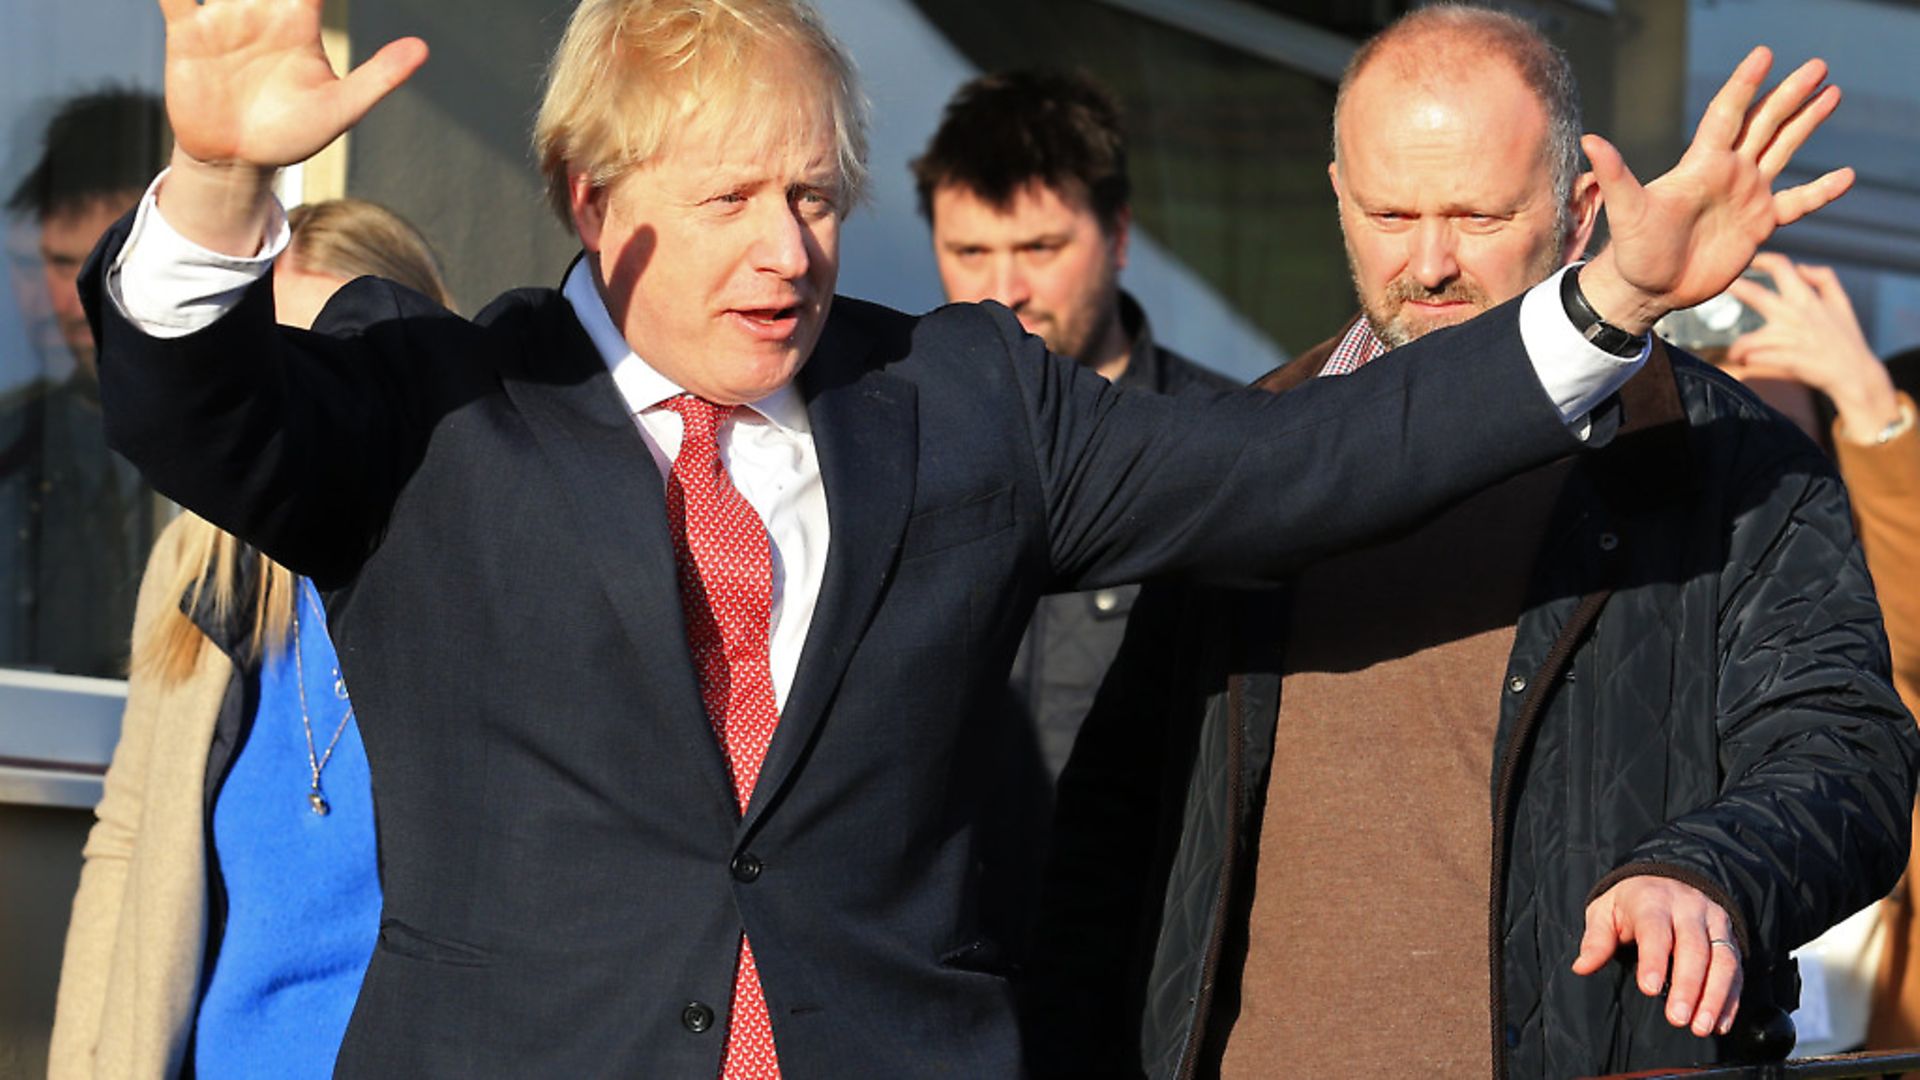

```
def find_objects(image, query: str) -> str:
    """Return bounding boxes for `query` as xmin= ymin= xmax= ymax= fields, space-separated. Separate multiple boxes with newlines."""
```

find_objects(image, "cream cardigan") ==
xmin=49 ymin=517 xmax=238 ymax=1079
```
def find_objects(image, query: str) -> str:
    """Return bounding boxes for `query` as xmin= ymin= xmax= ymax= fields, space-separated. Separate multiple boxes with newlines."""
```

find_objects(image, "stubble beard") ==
xmin=1039 ymin=279 xmax=1124 ymax=371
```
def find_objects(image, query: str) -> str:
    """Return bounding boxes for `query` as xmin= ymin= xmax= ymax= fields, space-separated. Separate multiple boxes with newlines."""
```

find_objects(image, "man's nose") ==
xmin=752 ymin=202 xmax=812 ymax=280
xmin=988 ymin=259 xmax=1031 ymax=310
xmin=1410 ymin=221 xmax=1460 ymax=290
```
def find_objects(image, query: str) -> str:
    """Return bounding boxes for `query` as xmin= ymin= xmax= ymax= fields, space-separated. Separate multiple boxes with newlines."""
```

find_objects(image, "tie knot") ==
xmin=665 ymin=394 xmax=736 ymax=446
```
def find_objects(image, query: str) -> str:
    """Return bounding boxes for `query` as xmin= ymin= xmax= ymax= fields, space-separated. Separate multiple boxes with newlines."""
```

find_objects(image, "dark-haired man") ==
xmin=913 ymin=67 xmax=1233 ymax=768
xmin=911 ymin=70 xmax=1235 ymax=957
xmin=10 ymin=88 xmax=171 ymax=376
xmin=2 ymin=87 xmax=169 ymax=673
xmin=1033 ymin=8 xmax=1916 ymax=1079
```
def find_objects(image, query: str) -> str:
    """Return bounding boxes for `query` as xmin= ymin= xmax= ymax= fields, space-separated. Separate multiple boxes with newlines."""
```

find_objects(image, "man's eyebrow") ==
xmin=972 ymin=230 xmax=1069 ymax=252
xmin=796 ymin=166 xmax=842 ymax=187
xmin=1344 ymin=187 xmax=1404 ymax=210
xmin=1438 ymin=193 xmax=1530 ymax=215
xmin=1353 ymin=194 xmax=1527 ymax=216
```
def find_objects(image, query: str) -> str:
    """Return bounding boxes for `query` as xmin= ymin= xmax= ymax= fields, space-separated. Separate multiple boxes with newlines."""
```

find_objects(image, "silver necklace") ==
xmin=292 ymin=588 xmax=354 ymax=816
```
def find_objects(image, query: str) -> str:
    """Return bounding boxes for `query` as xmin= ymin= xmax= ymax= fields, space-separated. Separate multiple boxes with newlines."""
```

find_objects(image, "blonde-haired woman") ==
xmin=50 ymin=199 xmax=452 ymax=1080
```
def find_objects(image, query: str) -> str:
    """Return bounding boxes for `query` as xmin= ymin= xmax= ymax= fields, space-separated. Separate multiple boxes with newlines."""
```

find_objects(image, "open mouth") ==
xmin=729 ymin=305 xmax=803 ymax=340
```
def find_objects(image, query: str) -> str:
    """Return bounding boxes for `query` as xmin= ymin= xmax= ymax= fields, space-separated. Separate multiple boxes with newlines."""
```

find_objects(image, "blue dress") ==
xmin=191 ymin=578 xmax=380 ymax=1078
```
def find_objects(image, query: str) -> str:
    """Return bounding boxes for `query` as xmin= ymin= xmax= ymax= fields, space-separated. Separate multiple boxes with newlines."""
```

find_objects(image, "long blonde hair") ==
xmin=132 ymin=199 xmax=453 ymax=683
xmin=135 ymin=518 xmax=299 ymax=682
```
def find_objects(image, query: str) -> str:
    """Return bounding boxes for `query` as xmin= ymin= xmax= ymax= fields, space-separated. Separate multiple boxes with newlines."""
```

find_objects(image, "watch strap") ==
xmin=1561 ymin=266 xmax=1646 ymax=358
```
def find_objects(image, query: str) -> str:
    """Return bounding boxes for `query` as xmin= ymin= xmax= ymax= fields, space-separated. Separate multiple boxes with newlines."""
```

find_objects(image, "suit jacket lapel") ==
xmin=744 ymin=309 xmax=918 ymax=832
xmin=499 ymin=297 xmax=738 ymax=812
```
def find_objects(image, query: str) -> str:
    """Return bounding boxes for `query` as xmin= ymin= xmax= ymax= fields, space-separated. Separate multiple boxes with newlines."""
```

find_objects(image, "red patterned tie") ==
xmin=662 ymin=394 xmax=782 ymax=1080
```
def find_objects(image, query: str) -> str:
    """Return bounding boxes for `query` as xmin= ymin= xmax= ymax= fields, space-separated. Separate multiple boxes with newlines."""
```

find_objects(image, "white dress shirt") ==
xmin=106 ymin=177 xmax=1647 ymax=707
xmin=562 ymin=261 xmax=827 ymax=711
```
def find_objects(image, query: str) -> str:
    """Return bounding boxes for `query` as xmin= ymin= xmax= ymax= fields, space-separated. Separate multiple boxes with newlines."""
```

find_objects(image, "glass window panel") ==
xmin=1 ymin=0 xmax=168 ymax=679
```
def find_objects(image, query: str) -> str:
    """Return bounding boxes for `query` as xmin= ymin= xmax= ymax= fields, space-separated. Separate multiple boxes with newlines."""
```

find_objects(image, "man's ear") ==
xmin=1328 ymin=159 xmax=1344 ymax=203
xmin=1110 ymin=205 xmax=1133 ymax=271
xmin=568 ymin=170 xmax=610 ymax=252
xmin=1565 ymin=170 xmax=1602 ymax=264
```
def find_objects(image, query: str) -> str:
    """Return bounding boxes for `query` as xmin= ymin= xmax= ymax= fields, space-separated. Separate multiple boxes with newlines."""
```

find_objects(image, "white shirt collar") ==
xmin=560 ymin=258 xmax=811 ymax=434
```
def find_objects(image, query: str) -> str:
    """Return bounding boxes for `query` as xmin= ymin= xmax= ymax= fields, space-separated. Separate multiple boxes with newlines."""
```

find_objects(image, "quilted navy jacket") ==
xmin=1026 ymin=345 xmax=1919 ymax=1079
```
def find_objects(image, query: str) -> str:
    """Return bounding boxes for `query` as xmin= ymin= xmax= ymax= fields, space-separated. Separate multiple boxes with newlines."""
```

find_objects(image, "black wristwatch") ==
xmin=1561 ymin=266 xmax=1646 ymax=357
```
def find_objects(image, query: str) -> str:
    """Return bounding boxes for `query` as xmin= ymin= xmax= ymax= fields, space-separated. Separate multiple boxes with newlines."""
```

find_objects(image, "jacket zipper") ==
xmin=1487 ymin=587 xmax=1612 ymax=1078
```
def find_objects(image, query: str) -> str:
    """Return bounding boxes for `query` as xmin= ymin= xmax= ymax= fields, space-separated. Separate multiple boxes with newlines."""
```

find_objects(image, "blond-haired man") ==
xmin=87 ymin=0 xmax=1848 ymax=1074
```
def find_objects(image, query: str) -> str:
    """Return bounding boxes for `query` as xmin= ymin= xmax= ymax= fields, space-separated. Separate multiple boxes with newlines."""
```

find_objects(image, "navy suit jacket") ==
xmin=85 ymin=218 xmax=1587 ymax=1077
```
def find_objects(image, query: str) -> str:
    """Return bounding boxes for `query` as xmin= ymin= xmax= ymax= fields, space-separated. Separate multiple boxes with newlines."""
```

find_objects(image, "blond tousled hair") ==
xmin=532 ymin=0 xmax=869 ymax=224
xmin=133 ymin=199 xmax=454 ymax=685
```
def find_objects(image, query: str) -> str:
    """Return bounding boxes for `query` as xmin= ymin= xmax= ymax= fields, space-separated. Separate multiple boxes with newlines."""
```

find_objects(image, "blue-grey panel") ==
xmin=0 ymin=669 xmax=124 ymax=807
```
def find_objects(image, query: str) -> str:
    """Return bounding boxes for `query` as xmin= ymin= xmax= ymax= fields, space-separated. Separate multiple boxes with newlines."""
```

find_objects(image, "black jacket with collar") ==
xmin=1026 ymin=340 xmax=1918 ymax=1079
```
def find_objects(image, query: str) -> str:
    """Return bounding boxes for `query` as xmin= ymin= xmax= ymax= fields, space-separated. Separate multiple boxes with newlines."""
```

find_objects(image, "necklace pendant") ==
xmin=308 ymin=791 xmax=330 ymax=816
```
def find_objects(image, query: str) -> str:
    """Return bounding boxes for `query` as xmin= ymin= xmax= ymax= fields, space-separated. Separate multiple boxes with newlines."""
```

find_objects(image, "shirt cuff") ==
xmin=1518 ymin=263 xmax=1650 ymax=440
xmin=106 ymin=168 xmax=291 ymax=339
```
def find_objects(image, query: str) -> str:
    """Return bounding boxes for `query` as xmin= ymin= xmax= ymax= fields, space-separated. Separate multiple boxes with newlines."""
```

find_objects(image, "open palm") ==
xmin=1585 ymin=47 xmax=1853 ymax=322
xmin=160 ymin=0 xmax=426 ymax=169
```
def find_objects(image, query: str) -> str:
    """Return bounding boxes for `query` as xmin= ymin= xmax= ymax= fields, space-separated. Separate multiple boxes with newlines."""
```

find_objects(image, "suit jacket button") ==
xmin=731 ymin=853 xmax=763 ymax=883
xmin=683 ymin=1001 xmax=715 ymax=1034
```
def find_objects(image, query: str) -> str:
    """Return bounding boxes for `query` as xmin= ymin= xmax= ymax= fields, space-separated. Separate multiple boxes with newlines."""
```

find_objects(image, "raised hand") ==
xmin=1578 ymin=47 xmax=1853 ymax=334
xmin=1572 ymin=875 xmax=1744 ymax=1038
xmin=1726 ymin=252 xmax=1902 ymax=443
xmin=161 ymin=0 xmax=425 ymax=168
xmin=155 ymin=0 xmax=426 ymax=253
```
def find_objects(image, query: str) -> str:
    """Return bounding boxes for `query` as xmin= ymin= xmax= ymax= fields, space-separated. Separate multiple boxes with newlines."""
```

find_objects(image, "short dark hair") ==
xmin=7 ymin=87 xmax=169 ymax=222
xmin=912 ymin=68 xmax=1129 ymax=231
